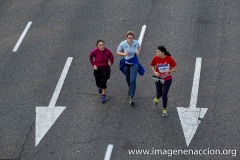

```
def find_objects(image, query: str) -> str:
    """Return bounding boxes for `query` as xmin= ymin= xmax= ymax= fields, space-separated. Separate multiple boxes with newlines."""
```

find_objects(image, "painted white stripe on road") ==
xmin=138 ymin=24 xmax=147 ymax=46
xmin=13 ymin=21 xmax=32 ymax=52
xmin=49 ymin=57 xmax=73 ymax=108
xmin=189 ymin=57 xmax=202 ymax=108
xmin=104 ymin=144 xmax=114 ymax=160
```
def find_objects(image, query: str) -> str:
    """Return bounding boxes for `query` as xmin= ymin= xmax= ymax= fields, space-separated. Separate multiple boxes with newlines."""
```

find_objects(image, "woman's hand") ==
xmin=151 ymin=66 xmax=159 ymax=77
xmin=93 ymin=65 xmax=98 ymax=70
xmin=116 ymin=51 xmax=128 ymax=56
xmin=154 ymin=71 xmax=159 ymax=77
xmin=123 ymin=51 xmax=128 ymax=56
xmin=108 ymin=60 xmax=112 ymax=66
xmin=168 ymin=67 xmax=176 ymax=75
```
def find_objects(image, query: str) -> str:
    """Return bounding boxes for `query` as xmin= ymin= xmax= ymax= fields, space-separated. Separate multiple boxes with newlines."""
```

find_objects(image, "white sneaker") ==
xmin=129 ymin=97 xmax=134 ymax=105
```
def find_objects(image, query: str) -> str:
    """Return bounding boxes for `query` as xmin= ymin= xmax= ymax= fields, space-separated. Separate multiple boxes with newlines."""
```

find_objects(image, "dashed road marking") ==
xmin=13 ymin=21 xmax=32 ymax=52
xmin=104 ymin=144 xmax=114 ymax=160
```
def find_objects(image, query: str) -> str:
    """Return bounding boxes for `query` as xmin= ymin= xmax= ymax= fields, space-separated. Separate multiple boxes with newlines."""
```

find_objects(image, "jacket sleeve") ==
xmin=89 ymin=51 xmax=96 ymax=67
xmin=108 ymin=50 xmax=114 ymax=64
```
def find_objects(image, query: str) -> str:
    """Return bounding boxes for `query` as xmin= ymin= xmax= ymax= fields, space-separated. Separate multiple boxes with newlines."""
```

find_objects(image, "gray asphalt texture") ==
xmin=0 ymin=0 xmax=240 ymax=160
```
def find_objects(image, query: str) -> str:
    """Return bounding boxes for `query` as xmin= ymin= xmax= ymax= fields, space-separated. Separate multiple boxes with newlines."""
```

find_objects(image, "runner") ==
xmin=150 ymin=46 xmax=177 ymax=116
xmin=117 ymin=31 xmax=141 ymax=105
xmin=90 ymin=40 xmax=114 ymax=103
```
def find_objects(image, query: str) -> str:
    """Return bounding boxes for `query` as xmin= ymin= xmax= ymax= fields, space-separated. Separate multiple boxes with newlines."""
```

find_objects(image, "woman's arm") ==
xmin=108 ymin=51 xmax=114 ymax=66
xmin=170 ymin=66 xmax=177 ymax=73
xmin=151 ymin=66 xmax=159 ymax=77
xmin=116 ymin=42 xmax=128 ymax=56
xmin=136 ymin=46 xmax=141 ymax=56
xmin=116 ymin=51 xmax=128 ymax=56
xmin=89 ymin=51 xmax=98 ymax=70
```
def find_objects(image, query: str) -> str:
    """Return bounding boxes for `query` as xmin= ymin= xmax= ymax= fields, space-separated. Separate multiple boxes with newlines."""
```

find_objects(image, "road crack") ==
xmin=18 ymin=122 xmax=34 ymax=160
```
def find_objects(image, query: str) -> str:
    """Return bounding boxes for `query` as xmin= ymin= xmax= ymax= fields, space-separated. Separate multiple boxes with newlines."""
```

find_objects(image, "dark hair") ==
xmin=157 ymin=46 xmax=171 ymax=56
xmin=96 ymin=39 xmax=105 ymax=47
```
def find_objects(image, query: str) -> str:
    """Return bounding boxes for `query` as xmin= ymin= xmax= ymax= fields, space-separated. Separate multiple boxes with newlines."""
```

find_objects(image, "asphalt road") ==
xmin=0 ymin=0 xmax=240 ymax=160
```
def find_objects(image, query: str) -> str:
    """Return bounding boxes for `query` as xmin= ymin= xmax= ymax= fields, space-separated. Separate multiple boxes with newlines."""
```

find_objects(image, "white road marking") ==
xmin=138 ymin=24 xmax=147 ymax=46
xmin=190 ymin=57 xmax=202 ymax=108
xmin=177 ymin=57 xmax=208 ymax=147
xmin=35 ymin=57 xmax=73 ymax=146
xmin=35 ymin=107 xmax=66 ymax=146
xmin=104 ymin=144 xmax=114 ymax=160
xmin=49 ymin=57 xmax=73 ymax=107
xmin=12 ymin=21 xmax=32 ymax=52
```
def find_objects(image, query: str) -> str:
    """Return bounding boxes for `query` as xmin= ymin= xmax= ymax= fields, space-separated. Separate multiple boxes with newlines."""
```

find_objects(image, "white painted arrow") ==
xmin=35 ymin=57 xmax=73 ymax=146
xmin=177 ymin=57 xmax=208 ymax=147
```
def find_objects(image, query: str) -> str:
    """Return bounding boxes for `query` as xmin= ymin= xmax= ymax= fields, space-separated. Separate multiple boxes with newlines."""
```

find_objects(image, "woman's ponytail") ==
xmin=165 ymin=51 xmax=171 ymax=56
xmin=157 ymin=46 xmax=171 ymax=56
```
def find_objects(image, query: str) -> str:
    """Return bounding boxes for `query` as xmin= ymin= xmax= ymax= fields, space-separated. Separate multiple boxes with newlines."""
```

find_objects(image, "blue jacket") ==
xmin=119 ymin=55 xmax=145 ymax=76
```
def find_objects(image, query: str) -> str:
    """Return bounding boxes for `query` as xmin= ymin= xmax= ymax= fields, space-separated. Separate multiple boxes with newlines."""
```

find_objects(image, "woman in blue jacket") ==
xmin=116 ymin=31 xmax=141 ymax=105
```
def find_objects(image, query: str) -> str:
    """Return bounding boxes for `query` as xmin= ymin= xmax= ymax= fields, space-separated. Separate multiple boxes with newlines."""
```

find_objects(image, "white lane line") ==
xmin=12 ymin=21 xmax=32 ymax=52
xmin=138 ymin=24 xmax=147 ymax=46
xmin=104 ymin=144 xmax=114 ymax=160
xmin=189 ymin=57 xmax=202 ymax=108
xmin=49 ymin=57 xmax=73 ymax=108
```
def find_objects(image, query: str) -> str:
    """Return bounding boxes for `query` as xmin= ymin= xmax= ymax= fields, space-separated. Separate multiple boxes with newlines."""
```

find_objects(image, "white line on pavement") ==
xmin=12 ymin=21 xmax=32 ymax=52
xmin=104 ymin=144 xmax=114 ymax=160
xmin=49 ymin=57 xmax=73 ymax=107
xmin=138 ymin=24 xmax=147 ymax=46
xmin=189 ymin=57 xmax=202 ymax=108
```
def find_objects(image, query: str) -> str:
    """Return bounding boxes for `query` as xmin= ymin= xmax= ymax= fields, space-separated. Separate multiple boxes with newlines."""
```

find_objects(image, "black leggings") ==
xmin=94 ymin=68 xmax=110 ymax=89
xmin=155 ymin=79 xmax=172 ymax=109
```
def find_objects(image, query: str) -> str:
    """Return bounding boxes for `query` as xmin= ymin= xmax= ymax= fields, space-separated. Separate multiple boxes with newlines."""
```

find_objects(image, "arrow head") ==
xmin=35 ymin=106 xmax=66 ymax=146
xmin=177 ymin=107 xmax=208 ymax=147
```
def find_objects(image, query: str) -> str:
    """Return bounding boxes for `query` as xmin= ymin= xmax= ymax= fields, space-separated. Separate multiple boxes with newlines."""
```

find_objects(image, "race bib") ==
xmin=158 ymin=64 xmax=169 ymax=72
xmin=157 ymin=64 xmax=170 ymax=78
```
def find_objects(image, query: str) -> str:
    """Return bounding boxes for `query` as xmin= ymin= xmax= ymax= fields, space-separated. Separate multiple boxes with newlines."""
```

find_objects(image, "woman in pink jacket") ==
xmin=90 ymin=40 xmax=114 ymax=103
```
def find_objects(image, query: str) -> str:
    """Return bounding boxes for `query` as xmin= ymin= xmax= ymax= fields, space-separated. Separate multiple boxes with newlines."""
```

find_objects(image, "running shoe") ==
xmin=154 ymin=97 xmax=159 ymax=106
xmin=162 ymin=108 xmax=168 ymax=117
xmin=102 ymin=95 xmax=107 ymax=103
xmin=129 ymin=96 xmax=134 ymax=105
